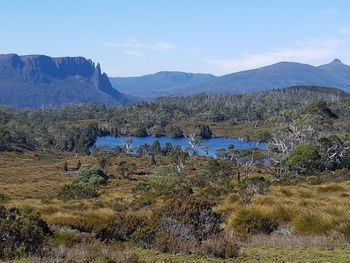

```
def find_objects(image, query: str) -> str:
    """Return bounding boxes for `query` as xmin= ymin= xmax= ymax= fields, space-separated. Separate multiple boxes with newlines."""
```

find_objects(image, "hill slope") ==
xmin=111 ymin=60 xmax=350 ymax=98
xmin=176 ymin=61 xmax=350 ymax=95
xmin=0 ymin=54 xmax=133 ymax=108
xmin=109 ymin=71 xmax=215 ymax=99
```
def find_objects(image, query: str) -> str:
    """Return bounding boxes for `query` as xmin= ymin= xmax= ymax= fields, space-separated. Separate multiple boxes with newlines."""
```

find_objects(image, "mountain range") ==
xmin=110 ymin=59 xmax=350 ymax=99
xmin=1 ymin=53 xmax=350 ymax=108
xmin=0 ymin=54 xmax=133 ymax=108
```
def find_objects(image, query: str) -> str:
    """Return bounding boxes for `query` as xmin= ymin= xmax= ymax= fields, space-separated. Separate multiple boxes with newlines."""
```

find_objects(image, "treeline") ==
xmin=0 ymin=86 xmax=348 ymax=153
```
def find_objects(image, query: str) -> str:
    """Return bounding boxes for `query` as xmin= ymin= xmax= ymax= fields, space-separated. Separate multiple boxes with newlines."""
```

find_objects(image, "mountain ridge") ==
xmin=0 ymin=54 xmax=133 ymax=108
xmin=110 ymin=59 xmax=350 ymax=98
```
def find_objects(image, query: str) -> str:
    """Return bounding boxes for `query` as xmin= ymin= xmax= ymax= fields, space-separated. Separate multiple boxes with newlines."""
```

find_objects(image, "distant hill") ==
xmin=0 ymin=54 xmax=133 ymax=108
xmin=110 ymin=59 xmax=350 ymax=98
xmin=109 ymin=71 xmax=215 ymax=99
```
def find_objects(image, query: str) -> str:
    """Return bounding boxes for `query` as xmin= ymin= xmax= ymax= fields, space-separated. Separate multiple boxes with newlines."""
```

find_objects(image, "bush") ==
xmin=57 ymin=183 xmax=99 ymax=200
xmin=133 ymin=174 xmax=181 ymax=197
xmin=116 ymin=161 xmax=136 ymax=178
xmin=97 ymin=213 xmax=157 ymax=248
xmin=159 ymin=196 xmax=222 ymax=241
xmin=0 ymin=206 xmax=51 ymax=260
xmin=200 ymin=234 xmax=240 ymax=259
xmin=50 ymin=232 xmax=81 ymax=247
xmin=75 ymin=165 xmax=108 ymax=185
xmin=0 ymin=194 xmax=9 ymax=203
xmin=231 ymin=207 xmax=278 ymax=235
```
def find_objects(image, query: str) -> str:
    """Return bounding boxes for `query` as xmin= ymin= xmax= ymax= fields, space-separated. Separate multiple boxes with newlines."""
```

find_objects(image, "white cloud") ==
xmin=105 ymin=39 xmax=175 ymax=56
xmin=154 ymin=42 xmax=176 ymax=50
xmin=203 ymin=38 xmax=342 ymax=74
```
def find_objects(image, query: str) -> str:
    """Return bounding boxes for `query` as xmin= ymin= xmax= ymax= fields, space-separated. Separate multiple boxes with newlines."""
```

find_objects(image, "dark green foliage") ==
xmin=304 ymin=100 xmax=328 ymax=114
xmin=76 ymin=159 xmax=82 ymax=170
xmin=196 ymin=124 xmax=212 ymax=139
xmin=255 ymin=128 xmax=272 ymax=142
xmin=57 ymin=183 xmax=99 ymax=200
xmin=116 ymin=161 xmax=136 ymax=178
xmin=149 ymin=154 xmax=156 ymax=166
xmin=286 ymin=144 xmax=321 ymax=175
xmin=169 ymin=126 xmax=184 ymax=138
xmin=0 ymin=194 xmax=9 ymax=203
xmin=63 ymin=161 xmax=68 ymax=171
xmin=0 ymin=206 xmax=51 ymax=259
xmin=97 ymin=213 xmax=158 ymax=248
xmin=137 ymin=143 xmax=151 ymax=156
xmin=151 ymin=140 xmax=161 ymax=155
xmin=134 ymin=127 xmax=148 ymax=137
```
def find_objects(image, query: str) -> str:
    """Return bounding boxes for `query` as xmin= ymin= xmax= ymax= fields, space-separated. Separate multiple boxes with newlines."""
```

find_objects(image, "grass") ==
xmin=1 ymin=149 xmax=350 ymax=262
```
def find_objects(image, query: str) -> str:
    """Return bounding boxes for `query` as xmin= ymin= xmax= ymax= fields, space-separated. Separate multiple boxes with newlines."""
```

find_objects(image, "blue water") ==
xmin=93 ymin=135 xmax=265 ymax=157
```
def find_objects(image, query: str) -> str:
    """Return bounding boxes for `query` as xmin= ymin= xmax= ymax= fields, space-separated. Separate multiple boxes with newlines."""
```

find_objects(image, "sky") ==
xmin=1 ymin=0 xmax=350 ymax=76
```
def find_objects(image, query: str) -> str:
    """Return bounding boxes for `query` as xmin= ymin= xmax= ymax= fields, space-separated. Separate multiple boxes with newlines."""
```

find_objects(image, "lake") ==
xmin=93 ymin=135 xmax=266 ymax=157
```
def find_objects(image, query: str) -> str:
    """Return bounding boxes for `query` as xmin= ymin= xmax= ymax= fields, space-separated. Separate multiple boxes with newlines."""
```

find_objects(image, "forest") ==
xmin=1 ymin=86 xmax=350 ymax=262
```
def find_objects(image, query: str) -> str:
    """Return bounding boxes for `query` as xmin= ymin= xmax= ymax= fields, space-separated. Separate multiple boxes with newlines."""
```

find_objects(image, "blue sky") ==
xmin=1 ymin=0 xmax=350 ymax=76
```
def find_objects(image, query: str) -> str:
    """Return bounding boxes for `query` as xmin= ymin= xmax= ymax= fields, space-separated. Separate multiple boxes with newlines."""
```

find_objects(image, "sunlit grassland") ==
xmin=1 ymin=150 xmax=350 ymax=262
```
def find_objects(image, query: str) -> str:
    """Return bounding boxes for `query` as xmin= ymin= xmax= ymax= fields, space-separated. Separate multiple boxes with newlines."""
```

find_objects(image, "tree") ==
xmin=151 ymin=140 xmax=161 ymax=155
xmin=170 ymin=146 xmax=189 ymax=173
xmin=185 ymin=133 xmax=203 ymax=155
xmin=63 ymin=161 xmax=68 ymax=172
xmin=93 ymin=150 xmax=114 ymax=173
xmin=170 ymin=126 xmax=184 ymax=138
xmin=286 ymin=144 xmax=321 ymax=175
xmin=121 ymin=136 xmax=134 ymax=154
xmin=137 ymin=143 xmax=151 ymax=156
xmin=196 ymin=125 xmax=212 ymax=139
xmin=135 ymin=127 xmax=148 ymax=137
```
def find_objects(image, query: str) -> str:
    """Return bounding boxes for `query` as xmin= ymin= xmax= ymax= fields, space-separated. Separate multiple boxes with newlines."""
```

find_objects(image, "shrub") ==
xmin=116 ymin=161 xmax=136 ymax=178
xmin=0 ymin=206 xmax=51 ymax=260
xmin=159 ymin=196 xmax=222 ymax=241
xmin=75 ymin=165 xmax=108 ymax=185
xmin=304 ymin=100 xmax=328 ymax=114
xmin=200 ymin=234 xmax=240 ymax=259
xmin=231 ymin=207 xmax=278 ymax=235
xmin=50 ymin=232 xmax=81 ymax=247
xmin=0 ymin=194 xmax=9 ymax=203
xmin=97 ymin=213 xmax=157 ymax=248
xmin=57 ymin=183 xmax=99 ymax=200
xmin=133 ymin=175 xmax=181 ymax=197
